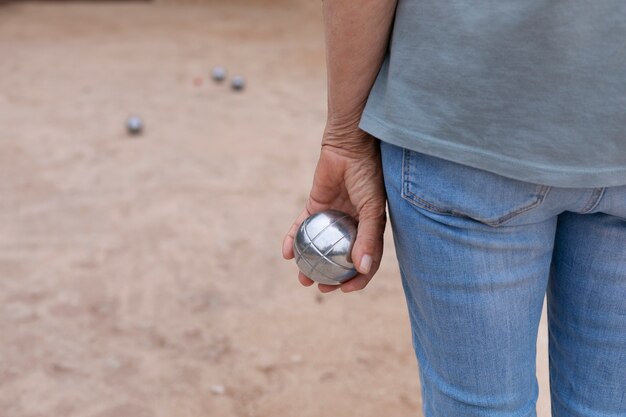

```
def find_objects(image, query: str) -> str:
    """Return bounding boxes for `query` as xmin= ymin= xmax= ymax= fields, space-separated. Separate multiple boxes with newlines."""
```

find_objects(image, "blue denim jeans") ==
xmin=380 ymin=140 xmax=626 ymax=417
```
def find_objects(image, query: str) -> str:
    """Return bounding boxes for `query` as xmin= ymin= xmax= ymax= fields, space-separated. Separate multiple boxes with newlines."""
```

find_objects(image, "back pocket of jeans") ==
xmin=401 ymin=148 xmax=551 ymax=227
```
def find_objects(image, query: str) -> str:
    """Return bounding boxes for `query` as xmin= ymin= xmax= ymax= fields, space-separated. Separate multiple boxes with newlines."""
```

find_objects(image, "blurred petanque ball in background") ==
xmin=293 ymin=209 xmax=358 ymax=285
xmin=230 ymin=75 xmax=245 ymax=91
xmin=211 ymin=66 xmax=226 ymax=82
xmin=126 ymin=116 xmax=143 ymax=135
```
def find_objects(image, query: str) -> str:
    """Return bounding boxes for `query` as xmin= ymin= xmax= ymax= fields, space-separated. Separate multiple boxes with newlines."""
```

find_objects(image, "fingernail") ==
xmin=360 ymin=254 xmax=372 ymax=274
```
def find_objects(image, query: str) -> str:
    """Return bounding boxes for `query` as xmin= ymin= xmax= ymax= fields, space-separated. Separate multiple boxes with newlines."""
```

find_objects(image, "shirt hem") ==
xmin=359 ymin=113 xmax=626 ymax=188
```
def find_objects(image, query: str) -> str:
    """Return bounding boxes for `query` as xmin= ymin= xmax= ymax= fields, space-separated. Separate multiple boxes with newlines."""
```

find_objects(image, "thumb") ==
xmin=351 ymin=205 xmax=386 ymax=276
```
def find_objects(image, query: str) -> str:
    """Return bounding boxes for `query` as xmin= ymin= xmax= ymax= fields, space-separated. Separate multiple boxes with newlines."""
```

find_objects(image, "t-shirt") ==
xmin=360 ymin=0 xmax=626 ymax=188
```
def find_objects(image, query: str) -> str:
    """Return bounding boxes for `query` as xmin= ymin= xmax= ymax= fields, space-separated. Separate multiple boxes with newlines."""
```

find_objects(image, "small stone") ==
xmin=210 ymin=384 xmax=226 ymax=395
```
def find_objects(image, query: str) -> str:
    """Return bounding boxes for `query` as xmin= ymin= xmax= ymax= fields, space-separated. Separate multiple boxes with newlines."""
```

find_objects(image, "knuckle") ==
xmin=356 ymin=239 xmax=376 ymax=254
xmin=353 ymin=279 xmax=369 ymax=290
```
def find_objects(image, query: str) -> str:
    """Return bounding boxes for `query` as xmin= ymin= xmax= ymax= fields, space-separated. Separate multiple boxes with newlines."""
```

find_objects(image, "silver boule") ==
xmin=293 ymin=209 xmax=358 ymax=285
xmin=211 ymin=66 xmax=226 ymax=82
xmin=126 ymin=116 xmax=143 ymax=135
xmin=231 ymin=75 xmax=245 ymax=91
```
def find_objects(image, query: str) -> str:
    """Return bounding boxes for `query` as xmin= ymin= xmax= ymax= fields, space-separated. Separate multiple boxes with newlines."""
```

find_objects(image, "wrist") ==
xmin=321 ymin=129 xmax=378 ymax=160
xmin=325 ymin=104 xmax=366 ymax=132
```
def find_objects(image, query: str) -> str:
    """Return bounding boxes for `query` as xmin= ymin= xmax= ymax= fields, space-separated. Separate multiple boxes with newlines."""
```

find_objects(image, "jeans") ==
xmin=380 ymin=140 xmax=626 ymax=417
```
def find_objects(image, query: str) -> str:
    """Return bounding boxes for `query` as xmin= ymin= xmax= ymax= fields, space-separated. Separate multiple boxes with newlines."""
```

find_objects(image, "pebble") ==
xmin=210 ymin=384 xmax=226 ymax=395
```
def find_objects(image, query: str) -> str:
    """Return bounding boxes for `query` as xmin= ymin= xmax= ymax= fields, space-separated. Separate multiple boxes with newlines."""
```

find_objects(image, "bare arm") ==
xmin=323 ymin=0 xmax=398 ymax=137
xmin=283 ymin=0 xmax=397 ymax=293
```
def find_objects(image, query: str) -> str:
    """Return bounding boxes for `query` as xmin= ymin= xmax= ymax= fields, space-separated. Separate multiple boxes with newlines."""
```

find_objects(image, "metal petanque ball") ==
xmin=211 ymin=66 xmax=226 ymax=82
xmin=126 ymin=116 xmax=143 ymax=135
xmin=293 ymin=209 xmax=358 ymax=285
xmin=230 ymin=75 xmax=245 ymax=91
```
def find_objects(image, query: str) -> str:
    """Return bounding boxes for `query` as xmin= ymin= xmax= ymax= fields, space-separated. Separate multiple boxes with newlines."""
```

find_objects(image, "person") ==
xmin=282 ymin=0 xmax=626 ymax=415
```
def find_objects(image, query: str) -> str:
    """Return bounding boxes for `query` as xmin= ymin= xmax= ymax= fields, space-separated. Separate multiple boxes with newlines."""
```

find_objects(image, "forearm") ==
xmin=284 ymin=0 xmax=393 ymax=290
xmin=323 ymin=0 xmax=397 ymax=133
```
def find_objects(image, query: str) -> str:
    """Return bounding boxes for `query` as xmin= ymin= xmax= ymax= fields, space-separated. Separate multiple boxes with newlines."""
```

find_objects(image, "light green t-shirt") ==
xmin=360 ymin=0 xmax=626 ymax=188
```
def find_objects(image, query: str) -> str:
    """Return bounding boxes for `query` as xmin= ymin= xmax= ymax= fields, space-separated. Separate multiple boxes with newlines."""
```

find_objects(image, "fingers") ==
xmin=338 ymin=273 xmax=373 ymax=293
xmin=317 ymin=283 xmax=340 ymax=293
xmin=300 ymin=271 xmax=340 ymax=292
xmin=300 ymin=271 xmax=341 ymax=292
xmin=318 ymin=273 xmax=373 ymax=294
xmin=351 ymin=204 xmax=386 ymax=277
xmin=282 ymin=208 xmax=310 ymax=260
xmin=298 ymin=271 xmax=315 ymax=287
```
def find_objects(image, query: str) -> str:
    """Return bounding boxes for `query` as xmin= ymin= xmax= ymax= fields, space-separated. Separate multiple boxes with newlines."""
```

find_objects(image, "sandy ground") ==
xmin=0 ymin=2 xmax=551 ymax=416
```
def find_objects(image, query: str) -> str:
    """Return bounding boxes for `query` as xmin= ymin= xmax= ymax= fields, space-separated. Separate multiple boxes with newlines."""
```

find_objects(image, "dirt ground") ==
xmin=0 ymin=2 xmax=552 ymax=416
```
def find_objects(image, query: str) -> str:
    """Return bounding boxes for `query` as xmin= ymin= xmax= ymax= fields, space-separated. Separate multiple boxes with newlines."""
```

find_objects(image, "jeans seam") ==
xmin=580 ymin=187 xmax=605 ymax=213
xmin=490 ymin=185 xmax=552 ymax=226
xmin=402 ymin=148 xmax=472 ymax=215
xmin=401 ymin=148 xmax=553 ymax=226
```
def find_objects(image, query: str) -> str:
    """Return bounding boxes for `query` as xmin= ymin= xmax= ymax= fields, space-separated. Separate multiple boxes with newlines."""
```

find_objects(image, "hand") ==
xmin=282 ymin=125 xmax=387 ymax=293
